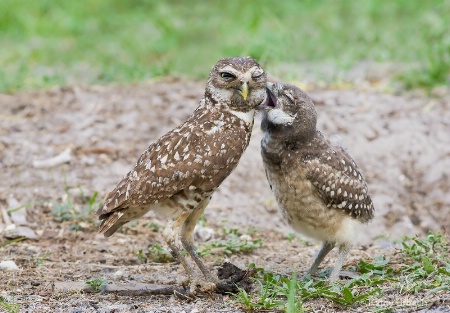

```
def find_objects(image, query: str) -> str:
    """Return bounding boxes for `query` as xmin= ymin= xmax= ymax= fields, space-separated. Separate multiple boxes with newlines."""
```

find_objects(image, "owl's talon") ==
xmin=181 ymin=277 xmax=191 ymax=288
xmin=189 ymin=277 xmax=217 ymax=295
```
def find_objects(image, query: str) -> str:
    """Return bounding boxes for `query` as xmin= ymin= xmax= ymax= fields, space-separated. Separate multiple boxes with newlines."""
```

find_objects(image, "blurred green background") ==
xmin=0 ymin=0 xmax=449 ymax=92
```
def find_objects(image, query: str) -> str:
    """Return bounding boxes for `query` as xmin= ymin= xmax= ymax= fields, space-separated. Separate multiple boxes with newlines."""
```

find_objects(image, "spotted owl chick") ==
xmin=96 ymin=57 xmax=267 ymax=289
xmin=260 ymin=82 xmax=374 ymax=282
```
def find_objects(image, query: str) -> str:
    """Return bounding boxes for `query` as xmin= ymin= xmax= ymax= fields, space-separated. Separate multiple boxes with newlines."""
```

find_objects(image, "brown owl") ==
xmin=96 ymin=57 xmax=267 ymax=291
xmin=260 ymin=82 xmax=374 ymax=282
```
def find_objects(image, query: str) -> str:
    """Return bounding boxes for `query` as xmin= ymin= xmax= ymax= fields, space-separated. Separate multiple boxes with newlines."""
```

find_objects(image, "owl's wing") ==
xmin=304 ymin=147 xmax=374 ymax=222
xmin=97 ymin=130 xmax=202 ymax=217
xmin=97 ymin=116 xmax=249 ymax=218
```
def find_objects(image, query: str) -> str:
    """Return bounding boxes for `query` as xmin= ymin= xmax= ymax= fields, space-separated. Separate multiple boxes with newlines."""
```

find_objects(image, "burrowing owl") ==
xmin=97 ymin=57 xmax=267 ymax=290
xmin=260 ymin=82 xmax=374 ymax=282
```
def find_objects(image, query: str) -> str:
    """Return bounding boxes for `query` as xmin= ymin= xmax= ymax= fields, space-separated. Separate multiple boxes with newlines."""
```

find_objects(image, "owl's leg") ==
xmin=306 ymin=241 xmax=335 ymax=277
xmin=328 ymin=243 xmax=351 ymax=282
xmin=180 ymin=199 xmax=218 ymax=284
xmin=162 ymin=213 xmax=195 ymax=281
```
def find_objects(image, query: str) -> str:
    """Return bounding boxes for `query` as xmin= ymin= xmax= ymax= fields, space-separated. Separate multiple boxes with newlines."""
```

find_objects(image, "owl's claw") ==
xmin=188 ymin=276 xmax=217 ymax=295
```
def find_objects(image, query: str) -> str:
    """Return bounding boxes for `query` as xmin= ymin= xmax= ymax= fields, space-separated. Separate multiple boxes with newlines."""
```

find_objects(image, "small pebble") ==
xmin=194 ymin=225 xmax=214 ymax=242
xmin=239 ymin=234 xmax=252 ymax=241
xmin=113 ymin=270 xmax=124 ymax=279
xmin=0 ymin=260 xmax=19 ymax=271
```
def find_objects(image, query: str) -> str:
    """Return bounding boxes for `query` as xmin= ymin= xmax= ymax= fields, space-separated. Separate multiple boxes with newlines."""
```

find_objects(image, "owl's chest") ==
xmin=265 ymin=157 xmax=314 ymax=207
xmin=263 ymin=146 xmax=320 ymax=213
xmin=202 ymin=116 xmax=252 ymax=146
xmin=208 ymin=122 xmax=252 ymax=164
xmin=263 ymin=147 xmax=312 ymax=202
xmin=262 ymin=145 xmax=348 ymax=240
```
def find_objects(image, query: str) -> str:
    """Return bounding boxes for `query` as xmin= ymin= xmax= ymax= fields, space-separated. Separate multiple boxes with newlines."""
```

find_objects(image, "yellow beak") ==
xmin=239 ymin=82 xmax=248 ymax=100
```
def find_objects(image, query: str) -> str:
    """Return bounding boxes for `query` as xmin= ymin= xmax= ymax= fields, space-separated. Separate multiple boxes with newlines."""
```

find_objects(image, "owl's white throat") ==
xmin=267 ymin=109 xmax=296 ymax=125
xmin=228 ymin=109 xmax=256 ymax=124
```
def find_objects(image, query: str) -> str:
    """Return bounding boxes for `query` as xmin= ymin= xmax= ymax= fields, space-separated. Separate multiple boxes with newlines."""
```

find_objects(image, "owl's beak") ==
xmin=258 ymin=82 xmax=277 ymax=110
xmin=239 ymin=81 xmax=249 ymax=100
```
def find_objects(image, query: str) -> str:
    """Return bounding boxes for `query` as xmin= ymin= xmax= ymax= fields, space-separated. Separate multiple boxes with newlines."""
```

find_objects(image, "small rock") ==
xmin=1 ymin=208 xmax=12 ymax=225
xmin=239 ymin=234 xmax=252 ymax=241
xmin=103 ymin=304 xmax=134 ymax=312
xmin=25 ymin=245 xmax=41 ymax=253
xmin=113 ymin=270 xmax=124 ymax=279
xmin=194 ymin=225 xmax=214 ymax=242
xmin=4 ymin=225 xmax=37 ymax=240
xmin=8 ymin=195 xmax=27 ymax=225
xmin=0 ymin=260 xmax=19 ymax=271
xmin=116 ymin=238 xmax=128 ymax=244
xmin=78 ymin=222 xmax=90 ymax=229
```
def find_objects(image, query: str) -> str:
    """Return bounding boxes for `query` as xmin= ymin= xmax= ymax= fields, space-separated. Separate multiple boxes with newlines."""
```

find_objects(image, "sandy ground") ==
xmin=0 ymin=79 xmax=449 ymax=312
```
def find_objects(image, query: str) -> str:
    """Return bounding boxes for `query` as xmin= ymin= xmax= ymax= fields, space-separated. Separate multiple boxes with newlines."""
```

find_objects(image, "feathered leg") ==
xmin=180 ymin=198 xmax=218 ymax=284
xmin=306 ymin=241 xmax=335 ymax=277
xmin=329 ymin=243 xmax=351 ymax=282
xmin=162 ymin=213 xmax=194 ymax=280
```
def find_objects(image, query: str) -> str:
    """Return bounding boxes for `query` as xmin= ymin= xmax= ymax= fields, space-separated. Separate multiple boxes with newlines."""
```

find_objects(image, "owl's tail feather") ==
xmin=98 ymin=211 xmax=126 ymax=237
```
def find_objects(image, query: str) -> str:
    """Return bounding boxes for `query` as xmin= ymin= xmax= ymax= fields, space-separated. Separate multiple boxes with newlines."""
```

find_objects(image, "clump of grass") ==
xmin=134 ymin=244 xmax=174 ymax=263
xmin=51 ymin=185 xmax=99 ymax=230
xmin=233 ymin=231 xmax=449 ymax=312
xmin=146 ymin=222 xmax=162 ymax=233
xmin=198 ymin=224 xmax=263 ymax=256
xmin=397 ymin=232 xmax=450 ymax=294
xmin=399 ymin=41 xmax=450 ymax=90
xmin=30 ymin=251 xmax=51 ymax=267
xmin=148 ymin=244 xmax=174 ymax=263
xmin=85 ymin=277 xmax=108 ymax=292
xmin=0 ymin=295 xmax=20 ymax=313
xmin=235 ymin=267 xmax=380 ymax=311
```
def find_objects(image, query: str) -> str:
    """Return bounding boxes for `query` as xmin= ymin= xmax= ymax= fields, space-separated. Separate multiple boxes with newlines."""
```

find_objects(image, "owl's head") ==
xmin=260 ymin=82 xmax=317 ymax=141
xmin=206 ymin=57 xmax=267 ymax=112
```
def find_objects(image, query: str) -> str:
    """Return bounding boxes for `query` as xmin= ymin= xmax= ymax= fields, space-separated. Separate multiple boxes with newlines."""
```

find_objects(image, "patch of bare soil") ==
xmin=0 ymin=79 xmax=449 ymax=312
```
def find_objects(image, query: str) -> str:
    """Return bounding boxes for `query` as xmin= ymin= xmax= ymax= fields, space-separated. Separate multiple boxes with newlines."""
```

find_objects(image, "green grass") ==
xmin=0 ymin=296 xmax=20 ymax=313
xmin=84 ymin=277 xmax=108 ymax=292
xmin=134 ymin=243 xmax=174 ymax=263
xmin=51 ymin=176 xmax=100 ymax=231
xmin=132 ymin=220 xmax=262 ymax=263
xmin=198 ymin=224 xmax=263 ymax=257
xmin=233 ymin=231 xmax=450 ymax=312
xmin=0 ymin=283 xmax=21 ymax=313
xmin=1 ymin=0 xmax=449 ymax=92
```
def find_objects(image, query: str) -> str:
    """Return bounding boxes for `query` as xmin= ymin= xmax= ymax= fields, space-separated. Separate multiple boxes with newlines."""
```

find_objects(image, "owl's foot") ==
xmin=189 ymin=276 xmax=217 ymax=295
xmin=181 ymin=277 xmax=191 ymax=288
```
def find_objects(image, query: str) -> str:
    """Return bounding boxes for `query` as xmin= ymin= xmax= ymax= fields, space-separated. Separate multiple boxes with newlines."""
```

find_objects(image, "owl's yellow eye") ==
xmin=220 ymin=72 xmax=236 ymax=79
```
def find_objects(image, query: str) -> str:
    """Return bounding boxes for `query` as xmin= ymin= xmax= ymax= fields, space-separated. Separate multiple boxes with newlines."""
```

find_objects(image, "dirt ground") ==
xmin=0 ymin=78 xmax=449 ymax=312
